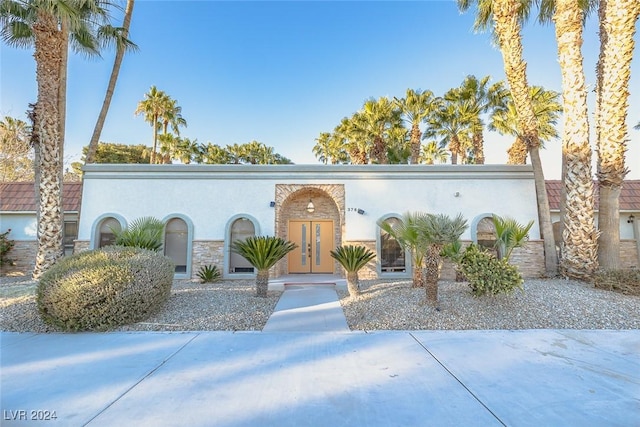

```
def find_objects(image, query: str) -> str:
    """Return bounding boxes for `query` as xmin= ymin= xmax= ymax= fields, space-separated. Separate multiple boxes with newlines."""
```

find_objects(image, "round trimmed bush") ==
xmin=459 ymin=244 xmax=524 ymax=297
xmin=37 ymin=246 xmax=174 ymax=331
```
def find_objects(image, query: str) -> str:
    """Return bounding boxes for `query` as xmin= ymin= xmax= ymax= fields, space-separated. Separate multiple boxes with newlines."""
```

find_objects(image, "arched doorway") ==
xmin=275 ymin=184 xmax=344 ymax=275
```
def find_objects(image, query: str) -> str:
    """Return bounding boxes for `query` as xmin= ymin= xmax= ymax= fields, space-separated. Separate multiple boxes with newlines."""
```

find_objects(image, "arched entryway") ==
xmin=274 ymin=184 xmax=344 ymax=276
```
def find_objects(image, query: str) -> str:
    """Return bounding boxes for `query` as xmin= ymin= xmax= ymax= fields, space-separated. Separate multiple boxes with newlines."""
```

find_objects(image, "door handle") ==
xmin=307 ymin=243 xmax=312 ymax=258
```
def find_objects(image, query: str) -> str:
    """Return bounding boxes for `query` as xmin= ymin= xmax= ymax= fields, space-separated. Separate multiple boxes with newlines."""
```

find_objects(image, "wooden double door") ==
xmin=288 ymin=220 xmax=334 ymax=273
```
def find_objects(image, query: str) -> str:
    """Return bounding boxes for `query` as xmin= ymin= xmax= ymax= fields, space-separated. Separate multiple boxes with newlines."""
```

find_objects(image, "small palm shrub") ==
xmin=492 ymin=215 xmax=534 ymax=261
xmin=330 ymin=245 xmax=376 ymax=297
xmin=232 ymin=236 xmax=297 ymax=297
xmin=37 ymin=246 xmax=174 ymax=331
xmin=113 ymin=216 xmax=164 ymax=251
xmin=197 ymin=265 xmax=221 ymax=283
xmin=459 ymin=244 xmax=523 ymax=297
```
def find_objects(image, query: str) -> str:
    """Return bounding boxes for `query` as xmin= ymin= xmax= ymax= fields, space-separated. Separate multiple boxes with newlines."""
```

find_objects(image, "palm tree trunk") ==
xmin=507 ymin=136 xmax=527 ymax=164
xmin=256 ymin=270 xmax=270 ymax=297
xmin=86 ymin=0 xmax=135 ymax=164
xmin=412 ymin=264 xmax=424 ymax=288
xmin=346 ymin=271 xmax=360 ymax=297
xmin=424 ymin=244 xmax=442 ymax=306
xmin=410 ymin=123 xmax=421 ymax=164
xmin=472 ymin=132 xmax=485 ymax=164
xmin=492 ymin=0 xmax=558 ymax=276
xmin=32 ymin=11 xmax=65 ymax=279
xmin=595 ymin=0 xmax=639 ymax=269
xmin=151 ymin=113 xmax=158 ymax=164
xmin=554 ymin=0 xmax=599 ymax=280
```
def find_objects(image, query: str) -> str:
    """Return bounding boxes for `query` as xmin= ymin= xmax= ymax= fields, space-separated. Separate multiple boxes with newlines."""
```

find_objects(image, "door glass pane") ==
xmin=315 ymin=223 xmax=321 ymax=266
xmin=230 ymin=218 xmax=255 ymax=273
xmin=301 ymin=224 xmax=307 ymax=265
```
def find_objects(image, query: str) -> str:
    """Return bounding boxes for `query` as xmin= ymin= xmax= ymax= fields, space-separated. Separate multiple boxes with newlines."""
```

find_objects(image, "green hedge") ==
xmin=37 ymin=246 xmax=174 ymax=331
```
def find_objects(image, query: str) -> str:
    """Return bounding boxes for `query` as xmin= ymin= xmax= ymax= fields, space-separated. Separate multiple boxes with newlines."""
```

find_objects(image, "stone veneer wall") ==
xmin=74 ymin=240 xmax=90 ymax=253
xmin=1 ymin=241 xmax=36 ymax=277
xmin=192 ymin=240 xmax=225 ymax=279
xmin=274 ymin=184 xmax=345 ymax=277
xmin=620 ymin=240 xmax=639 ymax=269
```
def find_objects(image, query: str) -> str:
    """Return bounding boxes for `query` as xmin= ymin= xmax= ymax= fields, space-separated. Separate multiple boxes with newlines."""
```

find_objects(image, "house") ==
xmin=0 ymin=182 xmax=81 ymax=276
xmin=4 ymin=169 xmax=636 ymax=279
xmin=75 ymin=164 xmax=546 ymax=280
xmin=546 ymin=180 xmax=640 ymax=268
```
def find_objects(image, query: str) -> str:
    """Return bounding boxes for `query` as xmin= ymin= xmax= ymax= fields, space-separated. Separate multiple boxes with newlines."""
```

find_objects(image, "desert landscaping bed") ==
xmin=1 ymin=276 xmax=639 ymax=332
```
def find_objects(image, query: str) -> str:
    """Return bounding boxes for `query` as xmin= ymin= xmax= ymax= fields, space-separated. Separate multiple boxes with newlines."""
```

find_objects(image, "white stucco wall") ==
xmin=79 ymin=164 xmax=541 ymax=246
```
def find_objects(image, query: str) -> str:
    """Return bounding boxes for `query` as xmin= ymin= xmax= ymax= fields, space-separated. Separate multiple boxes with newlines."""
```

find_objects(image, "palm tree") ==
xmin=420 ymin=141 xmax=449 ymax=165
xmin=489 ymin=86 xmax=562 ymax=164
xmin=313 ymin=132 xmax=332 ymax=164
xmin=1 ymin=0 xmax=114 ymax=278
xmin=330 ymin=245 xmax=376 ymax=297
xmin=492 ymin=214 xmax=534 ymax=261
xmin=314 ymin=132 xmax=349 ymax=165
xmin=231 ymin=236 xmax=297 ymax=298
xmin=595 ymin=0 xmax=640 ymax=269
xmin=537 ymin=0 xmax=599 ymax=280
xmin=352 ymin=97 xmax=402 ymax=164
xmin=197 ymin=142 xmax=230 ymax=164
xmin=458 ymin=0 xmax=558 ymax=277
xmin=426 ymin=99 xmax=474 ymax=164
xmin=378 ymin=212 xmax=427 ymax=288
xmin=416 ymin=213 xmax=468 ymax=306
xmin=394 ymin=89 xmax=440 ymax=164
xmin=386 ymin=126 xmax=411 ymax=164
xmin=85 ymin=0 xmax=136 ymax=164
xmin=448 ymin=75 xmax=505 ymax=164
xmin=160 ymin=98 xmax=187 ymax=139
xmin=134 ymin=86 xmax=170 ymax=164
xmin=175 ymin=137 xmax=199 ymax=164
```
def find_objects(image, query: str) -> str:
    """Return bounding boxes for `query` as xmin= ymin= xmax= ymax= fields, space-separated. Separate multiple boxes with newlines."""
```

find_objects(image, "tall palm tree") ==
xmin=458 ymin=0 xmax=558 ymax=276
xmin=394 ymin=89 xmax=440 ymax=164
xmin=313 ymin=132 xmax=332 ymax=164
xmin=537 ymin=0 xmax=599 ymax=280
xmin=595 ymin=0 xmax=640 ymax=269
xmin=134 ymin=85 xmax=170 ymax=164
xmin=175 ymin=137 xmax=199 ymax=164
xmin=352 ymin=97 xmax=402 ymax=164
xmin=1 ymin=0 xmax=113 ymax=278
xmin=426 ymin=99 xmax=474 ymax=164
xmin=420 ymin=141 xmax=449 ymax=165
xmin=447 ymin=75 xmax=505 ymax=164
xmin=416 ymin=213 xmax=468 ymax=306
xmin=160 ymin=97 xmax=187 ymax=139
xmin=85 ymin=0 xmax=136 ymax=164
xmin=489 ymin=86 xmax=562 ymax=164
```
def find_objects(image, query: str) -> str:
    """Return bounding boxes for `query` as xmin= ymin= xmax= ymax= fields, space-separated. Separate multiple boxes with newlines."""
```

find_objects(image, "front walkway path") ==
xmin=263 ymin=285 xmax=349 ymax=332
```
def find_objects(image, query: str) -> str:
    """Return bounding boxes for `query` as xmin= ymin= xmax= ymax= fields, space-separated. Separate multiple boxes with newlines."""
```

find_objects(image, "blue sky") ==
xmin=1 ymin=0 xmax=639 ymax=179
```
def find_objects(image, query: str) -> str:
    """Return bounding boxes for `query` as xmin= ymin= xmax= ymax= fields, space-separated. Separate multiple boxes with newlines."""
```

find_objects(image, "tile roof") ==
xmin=546 ymin=180 xmax=640 ymax=211
xmin=0 ymin=182 xmax=82 ymax=212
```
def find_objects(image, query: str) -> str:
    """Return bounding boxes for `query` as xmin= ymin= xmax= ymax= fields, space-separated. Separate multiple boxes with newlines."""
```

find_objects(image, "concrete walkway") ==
xmin=1 ymin=276 xmax=639 ymax=426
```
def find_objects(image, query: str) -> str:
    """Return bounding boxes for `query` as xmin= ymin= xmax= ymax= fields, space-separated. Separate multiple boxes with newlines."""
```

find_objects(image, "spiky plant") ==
xmin=492 ymin=215 xmax=534 ymax=261
xmin=231 ymin=236 xmax=297 ymax=297
xmin=113 ymin=217 xmax=164 ymax=251
xmin=330 ymin=245 xmax=376 ymax=297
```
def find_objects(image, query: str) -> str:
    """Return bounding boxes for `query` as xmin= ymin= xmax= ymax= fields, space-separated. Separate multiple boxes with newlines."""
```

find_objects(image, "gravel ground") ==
xmin=1 ymin=276 xmax=639 ymax=332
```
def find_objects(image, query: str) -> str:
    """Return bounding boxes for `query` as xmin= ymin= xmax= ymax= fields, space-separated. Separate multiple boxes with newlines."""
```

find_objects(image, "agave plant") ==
xmin=330 ymin=245 xmax=376 ymax=297
xmin=231 ymin=236 xmax=297 ymax=297
xmin=492 ymin=215 xmax=534 ymax=261
xmin=112 ymin=217 xmax=164 ymax=251
xmin=196 ymin=265 xmax=221 ymax=283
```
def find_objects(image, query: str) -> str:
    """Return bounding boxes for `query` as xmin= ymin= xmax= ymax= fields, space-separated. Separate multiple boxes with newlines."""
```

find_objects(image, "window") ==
xmin=379 ymin=217 xmax=405 ymax=273
xmin=98 ymin=217 xmax=121 ymax=248
xmin=165 ymin=218 xmax=188 ymax=273
xmin=229 ymin=218 xmax=256 ymax=273
xmin=63 ymin=221 xmax=77 ymax=256
xmin=476 ymin=216 xmax=497 ymax=253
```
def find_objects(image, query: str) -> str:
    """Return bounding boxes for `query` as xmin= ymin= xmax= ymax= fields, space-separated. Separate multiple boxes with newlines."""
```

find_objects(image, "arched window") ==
xmin=229 ymin=217 xmax=256 ymax=273
xmin=165 ymin=218 xmax=188 ymax=273
xmin=379 ymin=217 xmax=405 ymax=273
xmin=476 ymin=216 xmax=497 ymax=253
xmin=98 ymin=217 xmax=121 ymax=248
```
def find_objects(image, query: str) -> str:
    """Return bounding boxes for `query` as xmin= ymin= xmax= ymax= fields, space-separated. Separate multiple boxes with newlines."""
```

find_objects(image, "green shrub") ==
xmin=36 ymin=246 xmax=174 ymax=331
xmin=594 ymin=269 xmax=640 ymax=296
xmin=459 ymin=244 xmax=523 ymax=297
xmin=197 ymin=264 xmax=221 ymax=283
xmin=1 ymin=229 xmax=15 ymax=268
